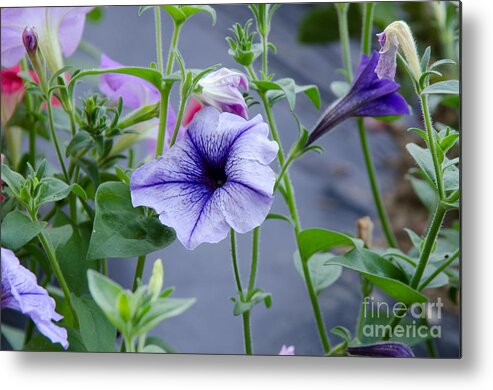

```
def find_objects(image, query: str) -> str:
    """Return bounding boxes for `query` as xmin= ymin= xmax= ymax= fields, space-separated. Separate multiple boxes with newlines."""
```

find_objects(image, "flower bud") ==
xmin=22 ymin=26 xmax=38 ymax=53
xmin=356 ymin=216 xmax=374 ymax=248
xmin=148 ymin=259 xmax=164 ymax=300
xmin=194 ymin=68 xmax=249 ymax=119
xmin=376 ymin=21 xmax=421 ymax=82
xmin=347 ymin=342 xmax=415 ymax=358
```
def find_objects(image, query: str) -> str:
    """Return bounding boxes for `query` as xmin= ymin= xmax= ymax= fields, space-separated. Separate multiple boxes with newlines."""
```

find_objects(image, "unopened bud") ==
xmin=22 ymin=26 xmax=38 ymax=53
xmin=357 ymin=216 xmax=374 ymax=248
xmin=376 ymin=21 xmax=421 ymax=82
xmin=148 ymin=259 xmax=164 ymax=300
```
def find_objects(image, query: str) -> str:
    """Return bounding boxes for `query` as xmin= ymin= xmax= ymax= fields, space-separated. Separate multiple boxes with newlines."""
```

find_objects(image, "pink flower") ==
xmin=279 ymin=345 xmax=295 ymax=355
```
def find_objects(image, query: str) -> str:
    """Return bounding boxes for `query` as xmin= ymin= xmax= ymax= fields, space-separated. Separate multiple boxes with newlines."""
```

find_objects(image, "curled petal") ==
xmin=1 ymin=247 xmax=68 ymax=349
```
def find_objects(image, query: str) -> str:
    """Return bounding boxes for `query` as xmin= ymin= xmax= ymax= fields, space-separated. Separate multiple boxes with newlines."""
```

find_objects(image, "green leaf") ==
xmin=72 ymin=295 xmax=116 ymax=352
xmin=232 ymin=289 xmax=272 ymax=316
xmin=406 ymin=143 xmax=437 ymax=187
xmin=297 ymin=228 xmax=363 ymax=263
xmin=48 ymin=212 xmax=92 ymax=295
xmin=1 ymin=211 xmax=46 ymax=250
xmin=87 ymin=270 xmax=125 ymax=329
xmin=266 ymin=213 xmax=295 ymax=227
xmin=37 ymin=177 xmax=72 ymax=206
xmin=142 ymin=344 xmax=166 ymax=353
xmin=181 ymin=5 xmax=216 ymax=25
xmin=1 ymin=163 xmax=25 ymax=199
xmin=330 ymin=325 xmax=352 ymax=345
xmin=326 ymin=249 xmax=428 ymax=305
xmin=66 ymin=130 xmax=93 ymax=157
xmin=86 ymin=182 xmax=176 ymax=259
xmin=407 ymin=175 xmax=438 ymax=212
xmin=421 ymin=80 xmax=459 ymax=95
xmin=24 ymin=327 xmax=87 ymax=352
xmin=144 ymin=336 xmax=175 ymax=353
xmin=138 ymin=5 xmax=154 ymax=15
xmin=134 ymin=298 xmax=195 ymax=336
xmin=293 ymin=251 xmax=342 ymax=295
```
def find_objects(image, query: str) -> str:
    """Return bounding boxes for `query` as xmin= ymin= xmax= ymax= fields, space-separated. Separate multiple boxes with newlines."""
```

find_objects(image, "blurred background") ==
xmin=2 ymin=2 xmax=460 ymax=357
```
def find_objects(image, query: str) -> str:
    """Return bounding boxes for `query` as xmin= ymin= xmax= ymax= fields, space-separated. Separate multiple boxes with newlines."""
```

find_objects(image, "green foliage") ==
xmin=1 ymin=211 xmax=46 ymax=250
xmin=86 ymin=182 xmax=176 ymax=260
xmin=293 ymin=251 xmax=342 ymax=295
xmin=161 ymin=5 xmax=216 ymax=26
xmin=231 ymin=288 xmax=272 ymax=316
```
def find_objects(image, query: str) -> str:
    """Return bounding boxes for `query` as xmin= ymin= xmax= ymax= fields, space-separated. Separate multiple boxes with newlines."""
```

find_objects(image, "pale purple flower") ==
xmin=194 ymin=68 xmax=249 ymax=119
xmin=1 ymin=247 xmax=68 ymax=349
xmin=307 ymin=51 xmax=409 ymax=146
xmin=98 ymin=53 xmax=184 ymax=155
xmin=347 ymin=342 xmax=414 ymax=358
xmin=375 ymin=32 xmax=399 ymax=80
xmin=130 ymin=107 xmax=278 ymax=250
xmin=1 ymin=7 xmax=93 ymax=71
xmin=279 ymin=345 xmax=295 ymax=355
xmin=22 ymin=26 xmax=38 ymax=54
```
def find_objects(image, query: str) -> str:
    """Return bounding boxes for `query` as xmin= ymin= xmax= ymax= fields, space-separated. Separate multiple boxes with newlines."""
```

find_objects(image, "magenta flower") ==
xmin=1 ymin=247 xmax=68 ymax=349
xmin=306 ymin=51 xmax=409 ymax=146
xmin=347 ymin=342 xmax=414 ymax=358
xmin=98 ymin=53 xmax=184 ymax=155
xmin=130 ymin=107 xmax=278 ymax=250
xmin=279 ymin=345 xmax=295 ymax=355
xmin=1 ymin=7 xmax=93 ymax=71
xmin=194 ymin=68 xmax=249 ymax=119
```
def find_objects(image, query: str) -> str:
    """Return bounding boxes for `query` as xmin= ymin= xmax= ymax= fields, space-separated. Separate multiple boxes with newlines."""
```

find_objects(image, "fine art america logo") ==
xmin=362 ymin=297 xmax=443 ymax=339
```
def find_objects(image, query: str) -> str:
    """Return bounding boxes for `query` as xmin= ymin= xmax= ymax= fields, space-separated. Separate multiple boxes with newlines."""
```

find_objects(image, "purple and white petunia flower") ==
xmin=347 ymin=342 xmax=415 ymax=358
xmin=1 ymin=247 xmax=68 ymax=349
xmin=279 ymin=345 xmax=295 ymax=355
xmin=1 ymin=7 xmax=93 ymax=71
xmin=130 ymin=107 xmax=278 ymax=250
xmin=194 ymin=68 xmax=249 ymax=119
xmin=306 ymin=51 xmax=410 ymax=146
xmin=98 ymin=53 xmax=184 ymax=155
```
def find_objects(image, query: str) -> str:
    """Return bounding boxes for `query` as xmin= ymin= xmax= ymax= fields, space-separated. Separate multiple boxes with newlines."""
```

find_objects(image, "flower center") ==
xmin=205 ymin=163 xmax=228 ymax=190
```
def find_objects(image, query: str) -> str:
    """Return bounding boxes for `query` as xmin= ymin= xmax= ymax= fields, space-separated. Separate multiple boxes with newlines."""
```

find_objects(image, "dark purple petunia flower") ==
xmin=306 ymin=51 xmax=409 ymax=146
xmin=130 ymin=107 xmax=278 ymax=250
xmin=1 ymin=247 xmax=68 ymax=349
xmin=347 ymin=342 xmax=415 ymax=358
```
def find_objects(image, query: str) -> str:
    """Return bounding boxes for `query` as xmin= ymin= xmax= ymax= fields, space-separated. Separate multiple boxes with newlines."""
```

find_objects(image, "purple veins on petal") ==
xmin=347 ymin=342 xmax=415 ymax=358
xmin=1 ymin=247 xmax=68 ymax=349
xmin=307 ymin=51 xmax=409 ymax=146
xmin=130 ymin=107 xmax=278 ymax=250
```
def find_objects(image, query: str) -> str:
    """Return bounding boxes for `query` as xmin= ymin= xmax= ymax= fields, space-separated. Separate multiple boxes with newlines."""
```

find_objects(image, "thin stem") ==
xmin=124 ymin=336 xmax=135 ymax=353
xmin=261 ymin=32 xmax=268 ymax=78
xmin=248 ymin=227 xmax=260 ymax=292
xmin=154 ymin=7 xmax=164 ymax=74
xmin=410 ymin=203 xmax=447 ymax=289
xmin=361 ymin=3 xmax=375 ymax=56
xmin=242 ymin=311 xmax=253 ymax=355
xmin=46 ymin=100 xmax=69 ymax=182
xmin=169 ymin=91 xmax=186 ymax=148
xmin=336 ymin=4 xmax=353 ymax=80
xmin=357 ymin=119 xmax=398 ymax=248
xmin=421 ymin=94 xmax=445 ymax=200
xmin=155 ymin=87 xmax=171 ymax=158
xmin=165 ymin=22 xmax=182 ymax=76
xmin=132 ymin=255 xmax=146 ymax=291
xmin=37 ymin=228 xmax=78 ymax=328
xmin=419 ymin=248 xmax=459 ymax=290
xmin=230 ymin=230 xmax=244 ymax=298
xmin=21 ymin=58 xmax=36 ymax=168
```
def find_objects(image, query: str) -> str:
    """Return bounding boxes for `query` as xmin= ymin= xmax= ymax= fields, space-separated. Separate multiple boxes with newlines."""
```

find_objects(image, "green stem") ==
xmin=169 ymin=91 xmax=186 ymax=148
xmin=248 ymin=227 xmax=260 ymax=292
xmin=337 ymin=2 xmax=398 ymax=248
xmin=165 ymin=22 xmax=182 ymax=76
xmin=421 ymin=94 xmax=445 ymax=200
xmin=21 ymin=58 xmax=36 ymax=168
xmin=230 ymin=230 xmax=253 ymax=355
xmin=357 ymin=119 xmax=398 ymax=248
xmin=261 ymin=32 xmax=268 ymax=78
xmin=132 ymin=255 xmax=147 ymax=291
xmin=419 ymin=248 xmax=459 ymax=290
xmin=260 ymin=92 xmax=330 ymax=354
xmin=124 ymin=336 xmax=135 ymax=353
xmin=46 ymin=100 xmax=69 ymax=182
xmin=410 ymin=203 xmax=447 ymax=289
xmin=154 ymin=87 xmax=171 ymax=157
xmin=336 ymin=4 xmax=353 ymax=80
xmin=37 ymin=228 xmax=78 ymax=328
xmin=154 ymin=7 xmax=164 ymax=74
